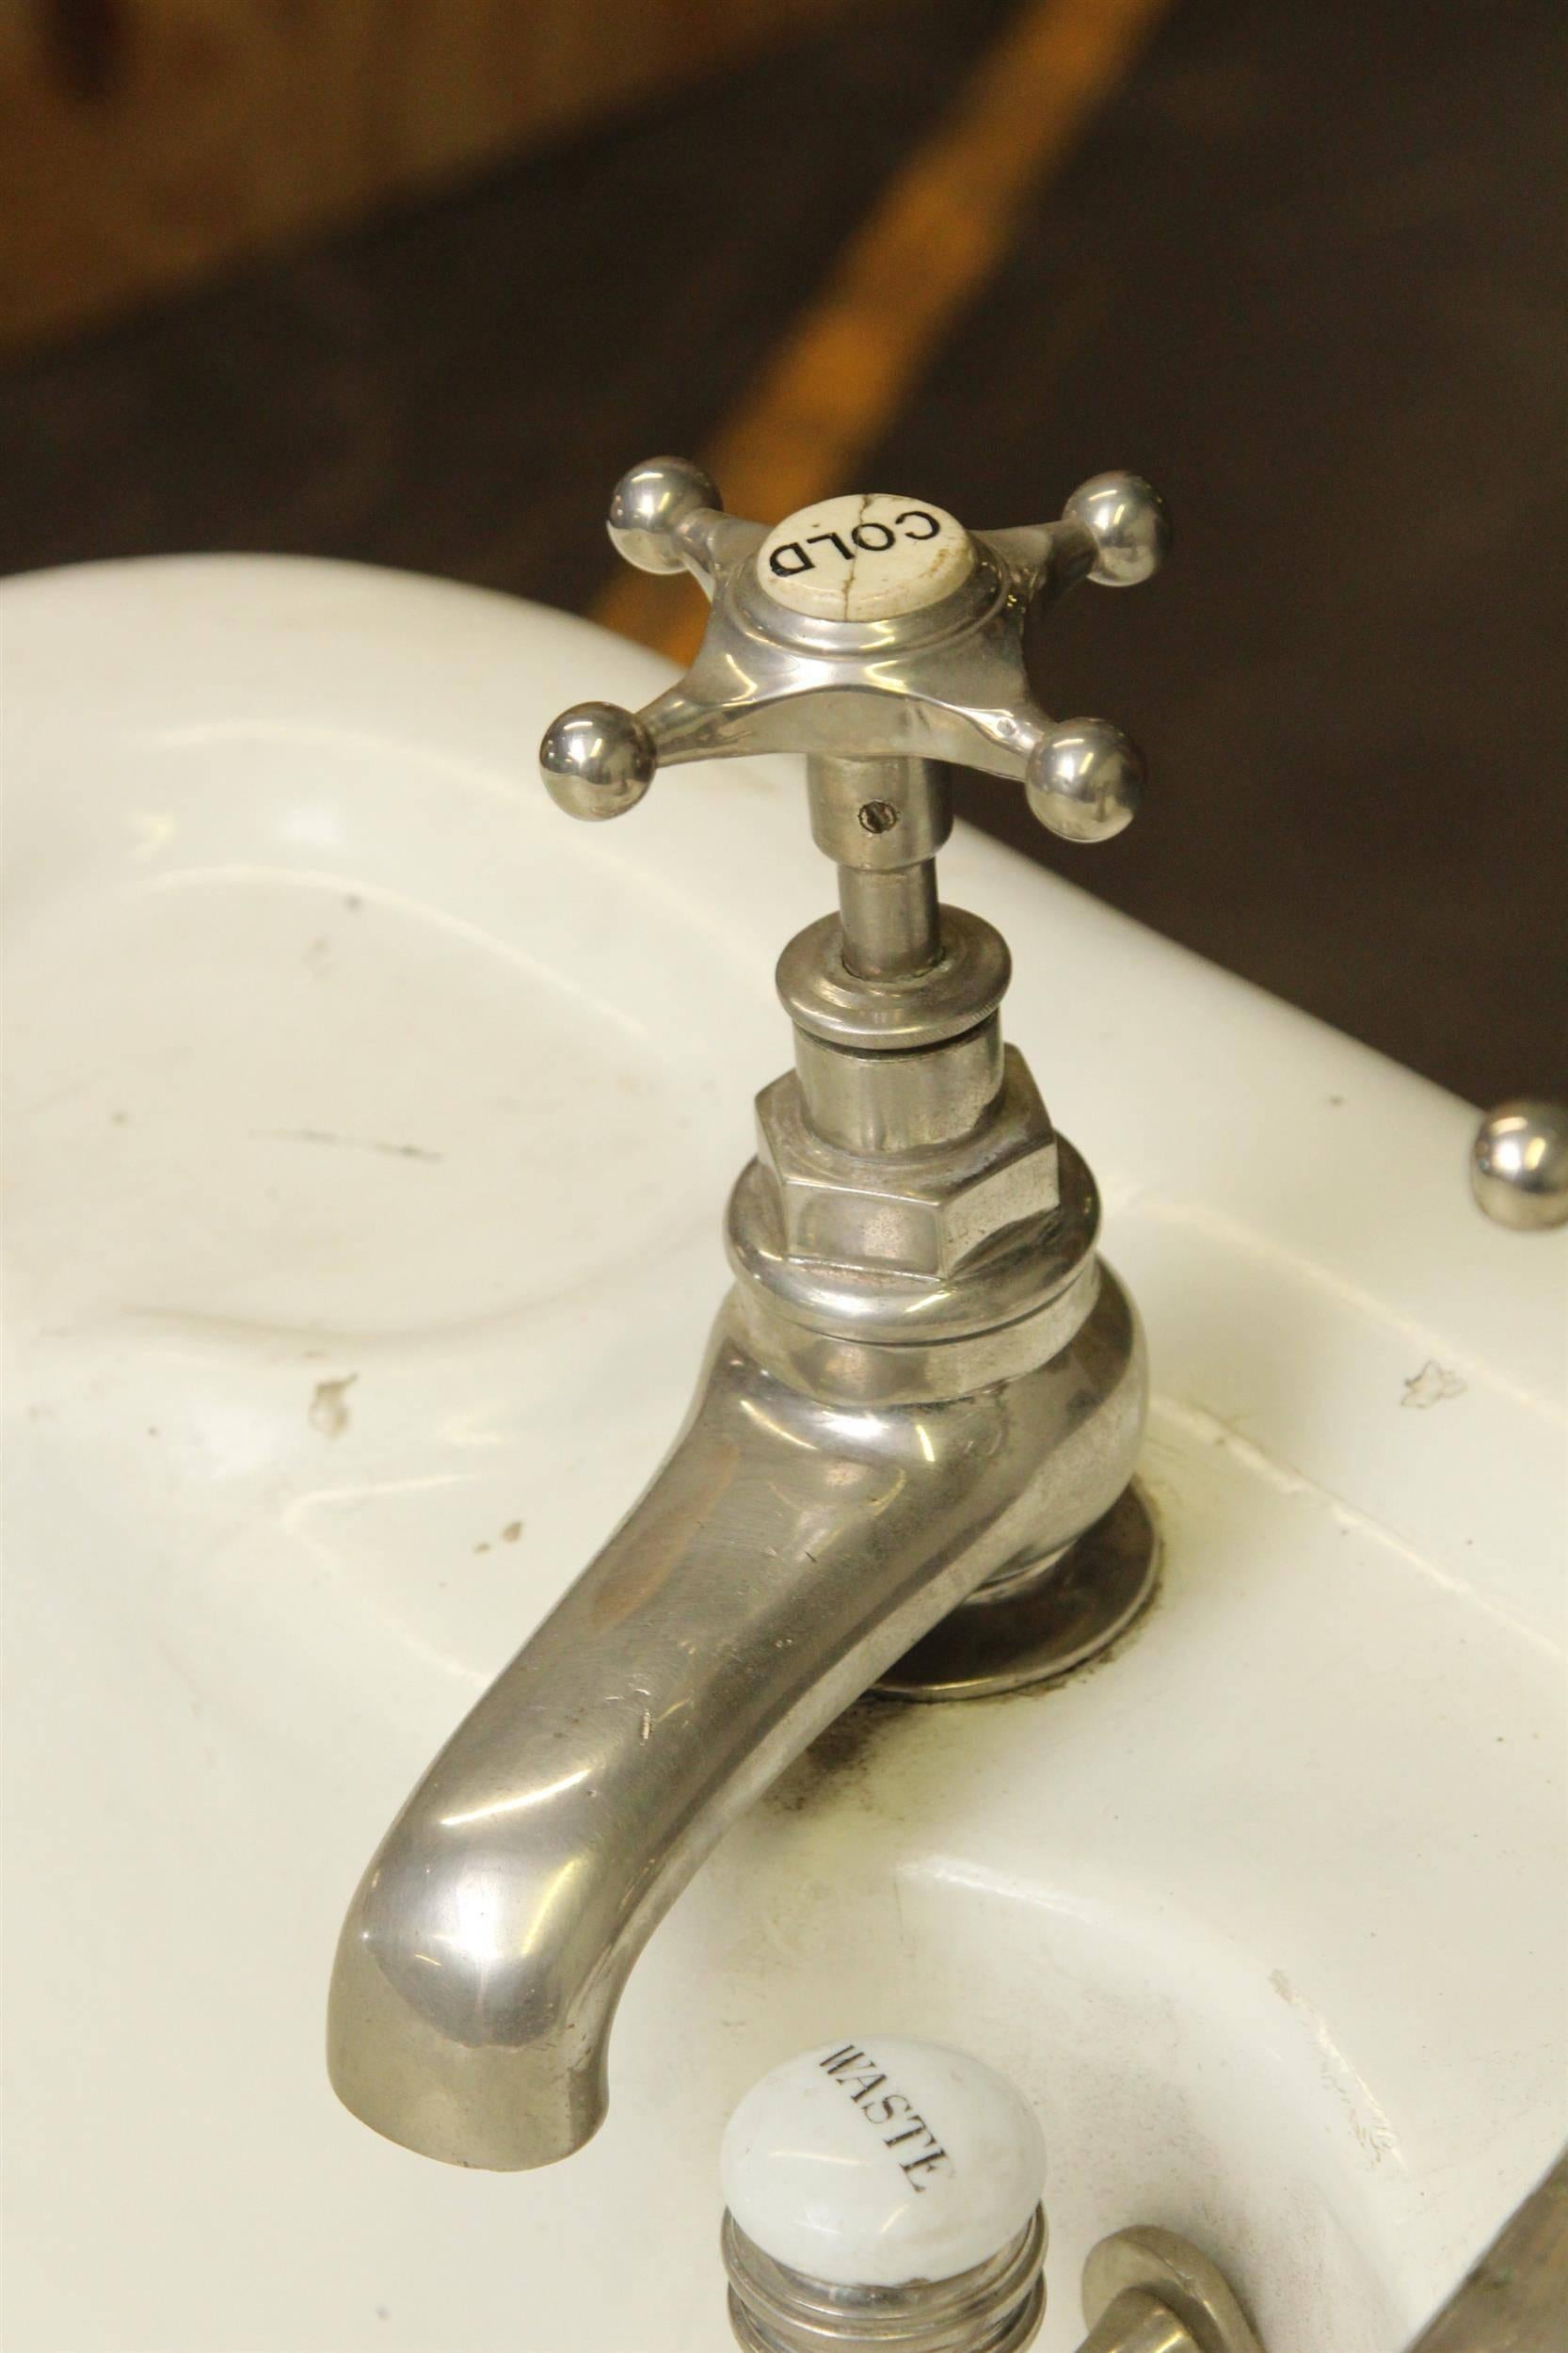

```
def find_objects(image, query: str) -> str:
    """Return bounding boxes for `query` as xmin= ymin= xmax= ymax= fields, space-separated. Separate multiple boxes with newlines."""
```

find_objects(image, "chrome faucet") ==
xmin=327 ymin=461 xmax=1172 ymax=2169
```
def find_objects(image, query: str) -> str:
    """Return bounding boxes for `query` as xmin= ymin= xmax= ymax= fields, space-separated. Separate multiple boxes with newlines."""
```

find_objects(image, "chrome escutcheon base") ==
xmin=875 ymin=1482 xmax=1160 ymax=1702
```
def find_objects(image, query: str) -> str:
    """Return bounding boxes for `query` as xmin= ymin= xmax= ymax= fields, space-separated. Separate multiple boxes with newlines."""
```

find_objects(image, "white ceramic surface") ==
xmin=756 ymin=494 xmax=974 ymax=618
xmin=3 ymin=556 xmax=1564 ymax=2353
xmin=722 ymin=2038 xmax=1047 ymax=2288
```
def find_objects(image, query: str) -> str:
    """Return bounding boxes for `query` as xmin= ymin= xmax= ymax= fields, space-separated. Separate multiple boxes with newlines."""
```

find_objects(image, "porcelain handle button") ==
xmin=720 ymin=2035 xmax=1047 ymax=2291
xmin=756 ymin=495 xmax=977 ymax=621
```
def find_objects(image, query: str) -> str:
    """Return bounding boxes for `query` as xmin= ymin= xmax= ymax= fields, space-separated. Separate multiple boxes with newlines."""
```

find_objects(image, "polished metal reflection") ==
xmin=721 ymin=2211 xmax=1269 ymax=2353
xmin=328 ymin=459 xmax=1167 ymax=2173
xmin=723 ymin=2206 xmax=1047 ymax=2353
xmin=876 ymin=1481 xmax=1160 ymax=1702
xmin=751 ymin=1047 xmax=1060 ymax=1281
xmin=328 ymin=1285 xmax=1145 ymax=2169
xmin=538 ymin=456 xmax=1170 ymax=840
xmin=1079 ymin=2230 xmax=1263 ymax=2353
xmin=812 ymin=752 xmax=949 ymax=980
xmin=1470 ymin=1099 xmax=1568 ymax=1231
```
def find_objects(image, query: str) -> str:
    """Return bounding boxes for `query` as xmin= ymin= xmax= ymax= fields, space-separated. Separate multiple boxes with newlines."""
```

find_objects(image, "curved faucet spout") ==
xmin=327 ymin=1279 xmax=1143 ymax=2169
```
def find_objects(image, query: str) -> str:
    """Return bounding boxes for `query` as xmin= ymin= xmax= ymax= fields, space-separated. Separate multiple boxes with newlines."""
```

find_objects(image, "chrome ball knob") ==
xmin=539 ymin=701 xmax=657 ymax=820
xmin=1470 ymin=1099 xmax=1568 ymax=1231
xmin=1027 ymin=719 xmax=1144 ymax=841
xmin=1064 ymin=472 xmax=1172 ymax=586
xmin=607 ymin=456 xmax=722 ymax=575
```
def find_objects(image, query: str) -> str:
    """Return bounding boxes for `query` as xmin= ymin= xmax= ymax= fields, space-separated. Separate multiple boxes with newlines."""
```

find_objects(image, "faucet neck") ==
xmin=734 ymin=758 xmax=1094 ymax=1408
xmin=807 ymin=753 xmax=951 ymax=983
xmin=785 ymin=755 xmax=1014 ymax=1161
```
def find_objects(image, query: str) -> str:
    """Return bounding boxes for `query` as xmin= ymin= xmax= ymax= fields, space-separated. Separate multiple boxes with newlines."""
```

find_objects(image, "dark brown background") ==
xmin=3 ymin=0 xmax=1565 ymax=1105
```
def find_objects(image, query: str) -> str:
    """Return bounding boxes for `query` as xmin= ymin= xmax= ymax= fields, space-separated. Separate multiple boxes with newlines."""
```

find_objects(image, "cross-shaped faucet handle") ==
xmin=540 ymin=456 xmax=1170 ymax=844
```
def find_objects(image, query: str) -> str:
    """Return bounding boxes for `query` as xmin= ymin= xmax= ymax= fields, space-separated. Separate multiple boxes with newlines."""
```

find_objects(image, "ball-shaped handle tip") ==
xmin=1471 ymin=1099 xmax=1568 ymax=1231
xmin=1027 ymin=719 xmax=1144 ymax=841
xmin=539 ymin=701 xmax=657 ymax=820
xmin=607 ymin=456 xmax=723 ymax=575
xmin=1064 ymin=472 xmax=1172 ymax=586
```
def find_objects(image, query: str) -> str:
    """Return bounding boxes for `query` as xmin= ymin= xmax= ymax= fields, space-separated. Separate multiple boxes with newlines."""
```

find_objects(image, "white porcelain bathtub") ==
xmin=4 ymin=557 xmax=1563 ymax=2351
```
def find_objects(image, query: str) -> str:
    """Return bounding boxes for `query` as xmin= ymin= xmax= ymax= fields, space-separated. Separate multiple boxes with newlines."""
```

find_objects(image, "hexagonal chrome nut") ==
xmin=755 ymin=1047 xmax=1060 ymax=1278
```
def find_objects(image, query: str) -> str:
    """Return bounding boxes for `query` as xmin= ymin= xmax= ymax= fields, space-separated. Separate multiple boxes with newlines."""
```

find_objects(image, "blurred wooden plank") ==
xmin=0 ymin=0 xmax=869 ymax=352
xmin=593 ymin=0 xmax=1172 ymax=664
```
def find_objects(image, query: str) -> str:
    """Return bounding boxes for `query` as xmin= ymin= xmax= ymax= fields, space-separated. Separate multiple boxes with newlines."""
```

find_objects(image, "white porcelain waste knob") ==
xmin=721 ymin=2037 xmax=1047 ymax=2291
